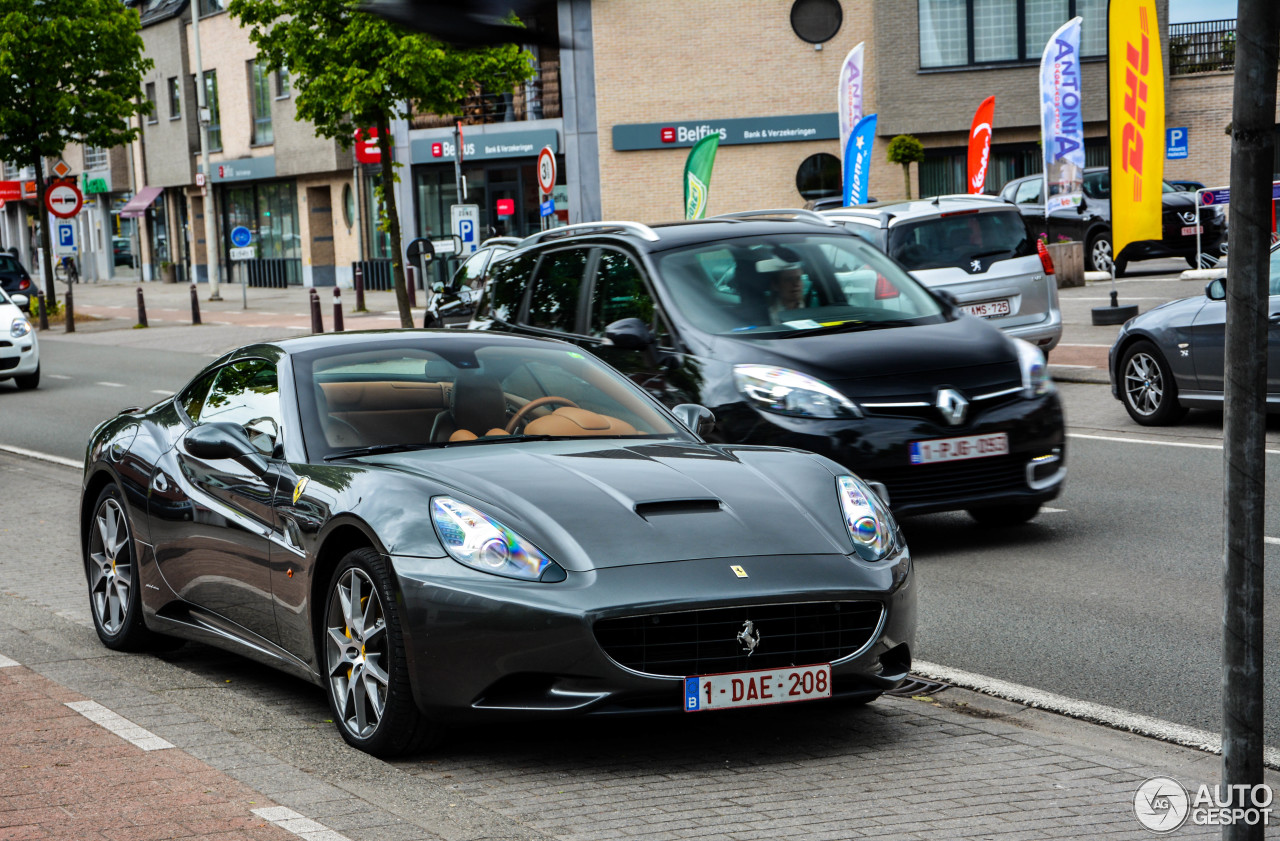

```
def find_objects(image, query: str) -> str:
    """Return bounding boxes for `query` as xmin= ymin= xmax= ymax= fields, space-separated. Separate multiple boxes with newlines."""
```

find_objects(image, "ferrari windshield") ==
xmin=654 ymin=233 xmax=945 ymax=337
xmin=292 ymin=335 xmax=687 ymax=457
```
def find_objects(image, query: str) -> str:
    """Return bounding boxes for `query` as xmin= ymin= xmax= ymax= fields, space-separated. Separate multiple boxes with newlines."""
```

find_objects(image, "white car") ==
xmin=0 ymin=288 xmax=39 ymax=390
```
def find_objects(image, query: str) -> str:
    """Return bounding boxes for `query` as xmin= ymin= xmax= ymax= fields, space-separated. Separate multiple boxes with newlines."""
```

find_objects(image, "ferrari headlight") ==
xmin=733 ymin=365 xmax=862 ymax=419
xmin=1014 ymin=338 xmax=1054 ymax=398
xmin=837 ymin=475 xmax=896 ymax=561
xmin=9 ymin=317 xmax=30 ymax=339
xmin=430 ymin=497 xmax=561 ymax=581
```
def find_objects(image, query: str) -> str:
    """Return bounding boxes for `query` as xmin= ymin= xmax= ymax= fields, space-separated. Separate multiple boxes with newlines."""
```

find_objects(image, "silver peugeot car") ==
xmin=821 ymin=196 xmax=1062 ymax=353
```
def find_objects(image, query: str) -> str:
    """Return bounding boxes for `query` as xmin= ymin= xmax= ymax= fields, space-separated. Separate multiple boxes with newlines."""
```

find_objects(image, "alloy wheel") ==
xmin=1124 ymin=352 xmax=1164 ymax=416
xmin=1091 ymin=238 xmax=1114 ymax=273
xmin=325 ymin=568 xmax=390 ymax=740
xmin=89 ymin=498 xmax=133 ymax=635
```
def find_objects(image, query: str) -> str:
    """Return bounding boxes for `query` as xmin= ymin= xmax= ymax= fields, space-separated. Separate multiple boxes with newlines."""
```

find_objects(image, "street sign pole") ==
xmin=190 ymin=6 xmax=221 ymax=301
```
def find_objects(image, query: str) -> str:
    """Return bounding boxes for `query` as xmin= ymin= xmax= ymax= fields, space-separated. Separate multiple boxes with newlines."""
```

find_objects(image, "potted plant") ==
xmin=1045 ymin=234 xmax=1086 ymax=288
xmin=159 ymin=260 xmax=176 ymax=283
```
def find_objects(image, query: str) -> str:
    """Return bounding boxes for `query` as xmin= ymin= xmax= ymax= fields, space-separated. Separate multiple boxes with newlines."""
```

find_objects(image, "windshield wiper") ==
xmin=324 ymin=442 xmax=439 ymax=461
xmin=777 ymin=319 xmax=920 ymax=338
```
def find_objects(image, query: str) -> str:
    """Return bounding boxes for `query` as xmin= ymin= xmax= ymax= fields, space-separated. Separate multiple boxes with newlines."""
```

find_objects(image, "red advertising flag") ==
xmin=966 ymin=96 xmax=996 ymax=194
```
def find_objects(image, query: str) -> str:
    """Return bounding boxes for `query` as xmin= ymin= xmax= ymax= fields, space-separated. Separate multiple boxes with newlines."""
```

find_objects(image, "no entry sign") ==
xmin=45 ymin=180 xmax=83 ymax=218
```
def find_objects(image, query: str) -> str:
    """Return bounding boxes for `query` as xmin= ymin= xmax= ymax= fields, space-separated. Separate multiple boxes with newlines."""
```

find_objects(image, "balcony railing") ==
xmin=411 ymin=59 xmax=561 ymax=129
xmin=1169 ymin=19 xmax=1236 ymax=75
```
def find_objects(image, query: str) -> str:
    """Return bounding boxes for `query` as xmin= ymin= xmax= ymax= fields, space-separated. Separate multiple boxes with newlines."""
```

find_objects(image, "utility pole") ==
xmin=190 ymin=3 xmax=222 ymax=300
xmin=1221 ymin=3 xmax=1278 ymax=839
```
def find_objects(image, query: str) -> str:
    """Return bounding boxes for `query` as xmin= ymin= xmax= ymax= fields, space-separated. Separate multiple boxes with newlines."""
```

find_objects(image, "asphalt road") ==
xmin=2 ymin=329 xmax=1278 ymax=748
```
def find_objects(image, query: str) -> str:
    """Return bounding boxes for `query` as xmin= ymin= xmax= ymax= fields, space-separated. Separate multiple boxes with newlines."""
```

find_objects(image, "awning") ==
xmin=119 ymin=186 xmax=163 ymax=219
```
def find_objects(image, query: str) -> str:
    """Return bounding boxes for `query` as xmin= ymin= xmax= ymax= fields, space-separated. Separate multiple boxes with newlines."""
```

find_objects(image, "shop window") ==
xmin=795 ymin=153 xmax=842 ymax=201
xmin=249 ymin=59 xmax=273 ymax=146
xmin=526 ymin=248 xmax=588 ymax=332
xmin=202 ymin=70 xmax=222 ymax=152
xmin=790 ymin=0 xmax=842 ymax=44
xmin=275 ymin=68 xmax=290 ymax=99
xmin=919 ymin=0 xmax=1105 ymax=68
xmin=199 ymin=0 xmax=226 ymax=15
xmin=168 ymin=77 xmax=181 ymax=120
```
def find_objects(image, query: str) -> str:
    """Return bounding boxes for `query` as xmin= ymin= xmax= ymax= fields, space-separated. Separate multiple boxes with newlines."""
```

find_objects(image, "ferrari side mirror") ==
xmin=672 ymin=403 xmax=715 ymax=437
xmin=185 ymin=422 xmax=269 ymax=475
xmin=1206 ymin=278 xmax=1226 ymax=301
xmin=605 ymin=317 xmax=654 ymax=351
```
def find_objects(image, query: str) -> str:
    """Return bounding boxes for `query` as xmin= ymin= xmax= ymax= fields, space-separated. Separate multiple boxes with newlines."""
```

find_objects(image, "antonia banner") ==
xmin=1040 ymin=16 xmax=1084 ymax=215
xmin=837 ymin=42 xmax=865 ymax=192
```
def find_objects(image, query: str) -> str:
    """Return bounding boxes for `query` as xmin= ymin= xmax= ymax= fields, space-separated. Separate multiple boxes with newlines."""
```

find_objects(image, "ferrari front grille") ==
xmin=594 ymin=600 xmax=884 ymax=678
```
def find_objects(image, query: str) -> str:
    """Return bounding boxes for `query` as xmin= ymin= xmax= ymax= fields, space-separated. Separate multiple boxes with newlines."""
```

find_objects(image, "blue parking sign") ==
xmin=1167 ymin=127 xmax=1188 ymax=160
xmin=57 ymin=224 xmax=74 ymax=248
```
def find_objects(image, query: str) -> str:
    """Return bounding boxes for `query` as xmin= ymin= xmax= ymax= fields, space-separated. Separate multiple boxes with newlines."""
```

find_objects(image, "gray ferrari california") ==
xmin=81 ymin=331 xmax=915 ymax=756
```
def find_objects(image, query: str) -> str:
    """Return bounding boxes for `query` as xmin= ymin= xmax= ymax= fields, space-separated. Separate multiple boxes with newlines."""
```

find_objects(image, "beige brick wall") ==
xmin=592 ymin=0 xmax=891 ymax=220
xmin=1163 ymin=72 xmax=1269 ymax=192
xmin=186 ymin=12 xmax=267 ymax=164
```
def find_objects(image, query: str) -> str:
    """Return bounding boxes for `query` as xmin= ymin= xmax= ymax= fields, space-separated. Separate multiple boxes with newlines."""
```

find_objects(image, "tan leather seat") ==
xmin=524 ymin=407 xmax=637 ymax=437
xmin=431 ymin=373 xmax=509 ymax=442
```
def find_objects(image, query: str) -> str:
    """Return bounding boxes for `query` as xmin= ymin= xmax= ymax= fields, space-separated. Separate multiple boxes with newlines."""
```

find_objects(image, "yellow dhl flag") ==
xmin=1109 ymin=0 xmax=1165 ymax=262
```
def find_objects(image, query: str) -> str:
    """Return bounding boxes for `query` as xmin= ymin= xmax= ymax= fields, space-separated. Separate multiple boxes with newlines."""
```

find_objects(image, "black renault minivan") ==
xmin=468 ymin=212 xmax=1065 ymax=524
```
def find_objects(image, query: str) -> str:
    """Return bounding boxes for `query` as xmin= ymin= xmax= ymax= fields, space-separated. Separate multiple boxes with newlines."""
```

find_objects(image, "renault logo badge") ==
xmin=936 ymin=388 xmax=969 ymax=426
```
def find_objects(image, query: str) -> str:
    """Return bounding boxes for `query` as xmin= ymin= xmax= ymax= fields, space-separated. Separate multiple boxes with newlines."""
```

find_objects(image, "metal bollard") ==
xmin=354 ymin=265 xmax=366 ymax=312
xmin=309 ymin=288 xmax=324 ymax=334
xmin=190 ymin=283 xmax=202 ymax=325
xmin=136 ymin=286 xmax=148 ymax=328
xmin=36 ymin=290 xmax=48 ymax=331
xmin=332 ymin=287 xmax=344 ymax=332
xmin=406 ymin=265 xmax=417 ymax=309
xmin=64 ymin=287 xmax=75 ymax=333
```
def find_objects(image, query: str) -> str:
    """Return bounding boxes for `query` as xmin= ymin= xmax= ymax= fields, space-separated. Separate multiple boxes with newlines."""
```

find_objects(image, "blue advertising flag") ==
xmin=1040 ymin=16 xmax=1084 ymax=215
xmin=843 ymin=114 xmax=877 ymax=206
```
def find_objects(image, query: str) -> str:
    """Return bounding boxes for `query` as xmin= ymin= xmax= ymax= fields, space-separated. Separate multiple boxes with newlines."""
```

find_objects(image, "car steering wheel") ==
xmin=505 ymin=396 xmax=579 ymax=433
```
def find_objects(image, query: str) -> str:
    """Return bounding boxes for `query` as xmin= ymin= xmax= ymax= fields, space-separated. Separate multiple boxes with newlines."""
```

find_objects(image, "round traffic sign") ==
xmin=537 ymin=146 xmax=556 ymax=194
xmin=230 ymin=226 xmax=253 ymax=248
xmin=45 ymin=181 xmax=83 ymax=219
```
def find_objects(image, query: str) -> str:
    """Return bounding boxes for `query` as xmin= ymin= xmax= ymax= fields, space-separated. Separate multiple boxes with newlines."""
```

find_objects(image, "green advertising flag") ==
xmin=683 ymin=133 xmax=720 ymax=220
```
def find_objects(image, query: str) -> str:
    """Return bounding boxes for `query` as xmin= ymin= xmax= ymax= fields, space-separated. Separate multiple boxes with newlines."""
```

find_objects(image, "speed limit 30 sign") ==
xmin=537 ymin=146 xmax=556 ymax=195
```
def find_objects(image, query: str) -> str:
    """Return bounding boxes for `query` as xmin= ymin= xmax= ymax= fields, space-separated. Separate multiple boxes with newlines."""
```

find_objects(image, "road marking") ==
xmin=1041 ymin=506 xmax=1066 ymax=513
xmin=1267 ymin=536 xmax=1280 ymax=546
xmin=1068 ymin=431 xmax=1280 ymax=455
xmin=0 ymin=653 xmax=19 ymax=668
xmin=65 ymin=700 xmax=174 ymax=751
xmin=913 ymin=659 xmax=1280 ymax=771
xmin=96 ymin=381 xmax=124 ymax=388
xmin=47 ymin=373 xmax=71 ymax=380
xmin=0 ymin=444 xmax=81 ymax=468
xmin=252 ymin=807 xmax=352 ymax=841
xmin=150 ymin=389 xmax=173 ymax=396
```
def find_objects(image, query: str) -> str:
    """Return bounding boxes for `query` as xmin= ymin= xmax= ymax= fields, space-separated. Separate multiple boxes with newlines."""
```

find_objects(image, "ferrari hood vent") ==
xmin=634 ymin=498 xmax=722 ymax=519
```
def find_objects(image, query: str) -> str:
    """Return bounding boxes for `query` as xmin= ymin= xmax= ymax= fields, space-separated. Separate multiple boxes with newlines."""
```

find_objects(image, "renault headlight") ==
xmin=430 ymin=497 xmax=564 ymax=581
xmin=1014 ymin=338 xmax=1054 ymax=398
xmin=10 ymin=317 xmax=31 ymax=339
xmin=837 ymin=475 xmax=896 ymax=561
xmin=733 ymin=365 xmax=861 ymax=419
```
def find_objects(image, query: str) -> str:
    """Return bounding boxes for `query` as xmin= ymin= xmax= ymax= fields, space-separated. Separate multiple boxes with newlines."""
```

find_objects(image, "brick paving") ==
xmin=0 ymin=663 xmax=297 ymax=841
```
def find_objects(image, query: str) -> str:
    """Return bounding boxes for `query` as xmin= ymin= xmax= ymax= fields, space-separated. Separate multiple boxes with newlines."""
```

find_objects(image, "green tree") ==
xmin=229 ymin=0 xmax=534 ymax=327
xmin=0 ymin=0 xmax=152 ymax=305
xmin=887 ymin=135 xmax=925 ymax=201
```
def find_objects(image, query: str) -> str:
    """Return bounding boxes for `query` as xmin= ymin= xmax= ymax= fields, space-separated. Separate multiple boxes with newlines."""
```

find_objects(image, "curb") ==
xmin=1180 ymin=268 xmax=1227 ymax=280
xmin=1049 ymin=365 xmax=1109 ymax=385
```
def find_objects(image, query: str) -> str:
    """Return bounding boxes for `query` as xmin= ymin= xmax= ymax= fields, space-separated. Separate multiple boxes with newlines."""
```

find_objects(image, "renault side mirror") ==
xmin=672 ymin=404 xmax=715 ymax=437
xmin=1206 ymin=278 xmax=1226 ymax=301
xmin=605 ymin=318 xmax=654 ymax=351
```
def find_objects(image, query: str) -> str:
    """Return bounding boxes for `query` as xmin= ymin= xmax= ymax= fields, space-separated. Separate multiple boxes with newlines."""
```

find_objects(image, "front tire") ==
xmin=1120 ymin=340 xmax=1187 ymax=425
xmin=966 ymin=503 xmax=1042 ymax=527
xmin=1086 ymin=231 xmax=1114 ymax=274
xmin=14 ymin=364 xmax=39 ymax=390
xmin=323 ymin=548 xmax=436 ymax=757
xmin=87 ymin=485 xmax=163 ymax=650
